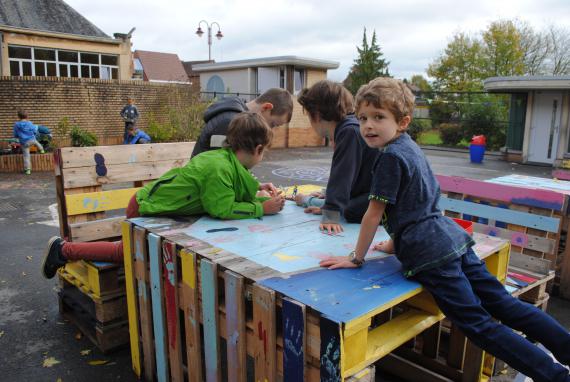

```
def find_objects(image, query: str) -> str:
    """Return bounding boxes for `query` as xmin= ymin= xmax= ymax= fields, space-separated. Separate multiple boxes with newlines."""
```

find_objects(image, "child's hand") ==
xmin=373 ymin=239 xmax=395 ymax=254
xmin=256 ymin=190 xmax=271 ymax=198
xmin=259 ymin=183 xmax=278 ymax=196
xmin=262 ymin=196 xmax=285 ymax=215
xmin=319 ymin=222 xmax=343 ymax=235
xmin=304 ymin=206 xmax=322 ymax=215
xmin=310 ymin=191 xmax=324 ymax=198
xmin=319 ymin=256 xmax=358 ymax=269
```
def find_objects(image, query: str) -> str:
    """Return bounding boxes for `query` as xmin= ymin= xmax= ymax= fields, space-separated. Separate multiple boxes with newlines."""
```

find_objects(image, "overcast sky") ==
xmin=66 ymin=0 xmax=569 ymax=82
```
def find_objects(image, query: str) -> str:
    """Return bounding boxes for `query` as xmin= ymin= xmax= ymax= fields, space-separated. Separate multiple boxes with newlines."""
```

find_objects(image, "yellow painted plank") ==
xmin=65 ymin=188 xmax=140 ymax=216
xmin=122 ymin=221 xmax=141 ymax=377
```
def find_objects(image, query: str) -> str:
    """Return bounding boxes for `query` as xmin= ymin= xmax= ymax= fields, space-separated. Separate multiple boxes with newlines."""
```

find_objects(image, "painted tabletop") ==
xmin=130 ymin=202 xmax=506 ymax=324
xmin=488 ymin=174 xmax=570 ymax=195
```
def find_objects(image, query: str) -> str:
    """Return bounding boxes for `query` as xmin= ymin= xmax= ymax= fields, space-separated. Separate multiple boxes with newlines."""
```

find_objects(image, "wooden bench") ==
xmin=437 ymin=175 xmax=563 ymax=311
xmin=53 ymin=142 xmax=195 ymax=352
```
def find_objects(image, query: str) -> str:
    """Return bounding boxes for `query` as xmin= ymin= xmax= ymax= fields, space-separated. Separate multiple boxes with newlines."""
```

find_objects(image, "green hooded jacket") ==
xmin=136 ymin=148 xmax=264 ymax=219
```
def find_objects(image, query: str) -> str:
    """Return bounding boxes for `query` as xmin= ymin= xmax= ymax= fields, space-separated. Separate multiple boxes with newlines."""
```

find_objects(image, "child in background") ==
xmin=42 ymin=112 xmax=285 ymax=278
xmin=13 ymin=110 xmax=45 ymax=175
xmin=319 ymin=77 xmax=570 ymax=382
xmin=191 ymin=88 xmax=293 ymax=157
xmin=120 ymin=97 xmax=139 ymax=142
xmin=296 ymin=80 xmax=379 ymax=233
xmin=124 ymin=124 xmax=151 ymax=144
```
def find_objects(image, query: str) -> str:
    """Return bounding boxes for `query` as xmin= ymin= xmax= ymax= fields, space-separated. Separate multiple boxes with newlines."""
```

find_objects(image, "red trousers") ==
xmin=61 ymin=195 xmax=140 ymax=263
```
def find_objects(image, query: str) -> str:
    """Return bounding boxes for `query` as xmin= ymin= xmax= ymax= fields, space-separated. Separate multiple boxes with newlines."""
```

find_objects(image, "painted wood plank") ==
xmin=162 ymin=240 xmax=184 ymax=382
xmin=320 ymin=315 xmax=342 ymax=382
xmin=422 ymin=322 xmax=441 ymax=359
xmin=472 ymin=222 xmax=556 ymax=254
xmin=65 ymin=187 xmax=140 ymax=215
xmin=282 ymin=297 xmax=306 ymax=382
xmin=224 ymin=271 xmax=246 ymax=382
xmin=509 ymin=251 xmax=552 ymax=275
xmin=59 ymin=142 xmax=194 ymax=168
xmin=180 ymin=249 xmax=203 ymax=382
xmin=201 ymin=259 xmax=222 ymax=382
xmin=69 ymin=216 xmax=124 ymax=242
xmin=446 ymin=324 xmax=465 ymax=369
xmin=252 ymin=284 xmax=277 ymax=382
xmin=148 ymin=232 xmax=169 ymax=382
xmin=134 ymin=226 xmax=156 ymax=382
xmin=438 ymin=197 xmax=560 ymax=233
xmin=62 ymin=159 xmax=189 ymax=188
xmin=437 ymin=175 xmax=566 ymax=211
xmin=487 ymin=174 xmax=570 ymax=195
xmin=121 ymin=221 xmax=141 ymax=377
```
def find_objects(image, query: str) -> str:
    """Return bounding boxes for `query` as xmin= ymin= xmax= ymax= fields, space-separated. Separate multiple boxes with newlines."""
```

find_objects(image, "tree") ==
xmin=546 ymin=24 xmax=570 ymax=75
xmin=344 ymin=28 xmax=390 ymax=94
xmin=517 ymin=21 xmax=550 ymax=75
xmin=427 ymin=32 xmax=485 ymax=91
xmin=409 ymin=74 xmax=432 ymax=92
xmin=481 ymin=20 xmax=525 ymax=77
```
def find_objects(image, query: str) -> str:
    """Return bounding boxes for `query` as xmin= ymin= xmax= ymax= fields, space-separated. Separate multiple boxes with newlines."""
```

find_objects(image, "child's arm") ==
xmin=319 ymin=199 xmax=385 ymax=269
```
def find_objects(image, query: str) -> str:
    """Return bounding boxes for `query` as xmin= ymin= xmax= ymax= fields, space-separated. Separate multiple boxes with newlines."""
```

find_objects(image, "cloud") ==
xmin=66 ymin=0 xmax=570 ymax=82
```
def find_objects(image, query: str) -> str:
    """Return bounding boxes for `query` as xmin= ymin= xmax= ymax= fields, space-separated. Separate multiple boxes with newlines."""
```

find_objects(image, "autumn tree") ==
xmin=481 ymin=20 xmax=525 ymax=77
xmin=408 ymin=74 xmax=432 ymax=92
xmin=344 ymin=28 xmax=390 ymax=94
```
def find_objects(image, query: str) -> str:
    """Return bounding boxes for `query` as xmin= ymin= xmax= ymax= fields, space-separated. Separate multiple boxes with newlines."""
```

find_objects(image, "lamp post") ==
xmin=195 ymin=20 xmax=223 ymax=61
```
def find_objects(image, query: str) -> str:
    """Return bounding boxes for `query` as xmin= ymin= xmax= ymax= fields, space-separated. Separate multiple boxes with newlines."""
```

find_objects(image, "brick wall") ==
xmin=0 ymin=76 xmax=197 ymax=145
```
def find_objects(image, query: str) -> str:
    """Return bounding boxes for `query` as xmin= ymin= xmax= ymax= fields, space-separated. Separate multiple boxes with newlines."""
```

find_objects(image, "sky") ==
xmin=66 ymin=0 xmax=569 ymax=82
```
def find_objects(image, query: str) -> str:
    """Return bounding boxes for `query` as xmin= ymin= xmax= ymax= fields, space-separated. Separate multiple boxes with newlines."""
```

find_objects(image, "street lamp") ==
xmin=196 ymin=20 xmax=223 ymax=61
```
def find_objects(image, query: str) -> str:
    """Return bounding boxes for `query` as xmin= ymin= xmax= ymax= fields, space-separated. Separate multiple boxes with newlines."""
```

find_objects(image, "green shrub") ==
xmin=462 ymin=101 xmax=507 ymax=150
xmin=408 ymin=119 xmax=432 ymax=141
xmin=146 ymin=112 xmax=175 ymax=143
xmin=439 ymin=123 xmax=464 ymax=146
xmin=70 ymin=125 xmax=98 ymax=147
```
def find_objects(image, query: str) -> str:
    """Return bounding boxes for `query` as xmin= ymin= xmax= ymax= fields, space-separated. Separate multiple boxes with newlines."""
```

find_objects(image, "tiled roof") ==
xmin=0 ymin=0 xmax=109 ymax=38
xmin=134 ymin=50 xmax=190 ymax=83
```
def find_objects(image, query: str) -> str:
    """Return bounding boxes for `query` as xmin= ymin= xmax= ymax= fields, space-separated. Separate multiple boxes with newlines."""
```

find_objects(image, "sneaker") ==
xmin=42 ymin=236 xmax=67 ymax=279
xmin=24 ymin=169 xmax=31 ymax=175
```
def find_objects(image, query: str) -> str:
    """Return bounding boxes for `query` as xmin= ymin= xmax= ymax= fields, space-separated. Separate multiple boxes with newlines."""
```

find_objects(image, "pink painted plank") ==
xmin=552 ymin=170 xmax=570 ymax=181
xmin=436 ymin=175 xmax=566 ymax=212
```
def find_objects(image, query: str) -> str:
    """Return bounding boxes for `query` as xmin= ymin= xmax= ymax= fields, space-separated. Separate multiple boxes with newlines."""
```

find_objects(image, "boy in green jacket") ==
xmin=42 ymin=112 xmax=284 ymax=278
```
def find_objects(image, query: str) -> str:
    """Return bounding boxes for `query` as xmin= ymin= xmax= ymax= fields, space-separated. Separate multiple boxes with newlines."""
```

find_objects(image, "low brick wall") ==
xmin=0 ymin=152 xmax=52 ymax=172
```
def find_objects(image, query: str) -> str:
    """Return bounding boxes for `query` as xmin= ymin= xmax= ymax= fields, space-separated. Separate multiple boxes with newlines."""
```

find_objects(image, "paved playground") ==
xmin=0 ymin=146 xmax=568 ymax=381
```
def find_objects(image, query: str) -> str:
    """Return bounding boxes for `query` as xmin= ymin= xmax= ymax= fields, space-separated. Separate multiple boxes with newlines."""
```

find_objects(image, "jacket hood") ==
xmin=203 ymin=97 xmax=247 ymax=123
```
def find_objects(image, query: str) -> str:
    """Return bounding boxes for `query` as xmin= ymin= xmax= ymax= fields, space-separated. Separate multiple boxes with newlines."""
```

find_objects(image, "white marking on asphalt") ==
xmin=36 ymin=203 xmax=59 ymax=227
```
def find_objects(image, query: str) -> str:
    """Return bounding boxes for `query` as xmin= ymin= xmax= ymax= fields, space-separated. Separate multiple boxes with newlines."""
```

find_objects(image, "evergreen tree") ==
xmin=344 ymin=28 xmax=390 ymax=94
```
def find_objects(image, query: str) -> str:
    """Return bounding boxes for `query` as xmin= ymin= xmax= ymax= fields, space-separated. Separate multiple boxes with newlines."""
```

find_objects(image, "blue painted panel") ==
xmin=182 ymin=203 xmax=390 ymax=275
xmin=320 ymin=316 xmax=341 ymax=382
xmin=148 ymin=233 xmax=169 ymax=382
xmin=201 ymin=259 xmax=219 ymax=382
xmin=439 ymin=197 xmax=560 ymax=233
xmin=283 ymin=298 xmax=305 ymax=382
xmin=260 ymin=255 xmax=421 ymax=323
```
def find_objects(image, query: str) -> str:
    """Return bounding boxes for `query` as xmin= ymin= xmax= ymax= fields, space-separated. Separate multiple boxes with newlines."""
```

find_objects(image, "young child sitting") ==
xmin=124 ymin=124 xmax=151 ymax=144
xmin=296 ymin=80 xmax=380 ymax=234
xmin=42 ymin=112 xmax=285 ymax=279
xmin=319 ymin=77 xmax=570 ymax=382
xmin=13 ymin=110 xmax=45 ymax=175
xmin=191 ymin=88 xmax=293 ymax=157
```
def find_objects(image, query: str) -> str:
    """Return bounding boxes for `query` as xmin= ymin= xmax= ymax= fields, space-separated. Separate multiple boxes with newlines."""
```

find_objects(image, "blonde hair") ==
xmin=355 ymin=77 xmax=415 ymax=123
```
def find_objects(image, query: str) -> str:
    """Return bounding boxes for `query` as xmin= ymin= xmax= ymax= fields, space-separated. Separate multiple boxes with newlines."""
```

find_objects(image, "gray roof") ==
xmin=193 ymin=56 xmax=340 ymax=72
xmin=0 ymin=0 xmax=109 ymax=38
xmin=484 ymin=75 xmax=570 ymax=92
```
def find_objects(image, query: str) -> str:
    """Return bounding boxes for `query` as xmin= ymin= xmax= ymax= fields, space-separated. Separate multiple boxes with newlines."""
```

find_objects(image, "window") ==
xmin=279 ymin=67 xmax=286 ymax=88
xmin=7 ymin=45 xmax=119 ymax=79
xmin=294 ymin=69 xmax=305 ymax=95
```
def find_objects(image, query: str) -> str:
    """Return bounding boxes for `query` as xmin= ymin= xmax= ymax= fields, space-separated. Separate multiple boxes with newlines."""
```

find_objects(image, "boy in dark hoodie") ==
xmin=13 ymin=110 xmax=45 ymax=175
xmin=296 ymin=80 xmax=380 ymax=234
xmin=191 ymin=88 xmax=293 ymax=157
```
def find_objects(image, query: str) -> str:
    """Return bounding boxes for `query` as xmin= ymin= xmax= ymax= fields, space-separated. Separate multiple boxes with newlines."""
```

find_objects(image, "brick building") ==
xmin=193 ymin=56 xmax=340 ymax=148
xmin=0 ymin=0 xmax=133 ymax=80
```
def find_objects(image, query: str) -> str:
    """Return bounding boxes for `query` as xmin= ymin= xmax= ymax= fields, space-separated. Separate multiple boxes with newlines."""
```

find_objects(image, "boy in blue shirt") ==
xmin=124 ymin=125 xmax=151 ymax=144
xmin=320 ymin=77 xmax=570 ymax=382
xmin=13 ymin=110 xmax=45 ymax=175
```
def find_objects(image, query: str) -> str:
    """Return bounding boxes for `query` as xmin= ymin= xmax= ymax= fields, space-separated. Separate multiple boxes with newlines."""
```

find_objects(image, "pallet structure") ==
xmin=53 ymin=142 xmax=194 ymax=352
xmin=437 ymin=175 xmax=566 ymax=308
xmin=122 ymin=202 xmax=510 ymax=382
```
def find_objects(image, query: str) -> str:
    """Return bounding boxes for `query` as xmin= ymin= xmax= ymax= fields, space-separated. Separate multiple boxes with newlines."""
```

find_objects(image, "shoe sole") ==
xmin=42 ymin=236 xmax=61 ymax=279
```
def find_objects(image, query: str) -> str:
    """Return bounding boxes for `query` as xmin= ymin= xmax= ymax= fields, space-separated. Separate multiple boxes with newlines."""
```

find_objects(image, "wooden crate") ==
xmin=122 ymin=205 xmax=509 ymax=382
xmin=52 ymin=142 xmax=195 ymax=351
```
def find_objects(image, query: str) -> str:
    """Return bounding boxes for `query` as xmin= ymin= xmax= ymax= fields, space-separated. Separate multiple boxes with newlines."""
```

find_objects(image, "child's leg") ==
xmin=460 ymin=248 xmax=570 ymax=366
xmin=30 ymin=139 xmax=44 ymax=153
xmin=22 ymin=143 xmax=31 ymax=171
xmin=62 ymin=241 xmax=123 ymax=262
xmin=412 ymin=254 xmax=570 ymax=382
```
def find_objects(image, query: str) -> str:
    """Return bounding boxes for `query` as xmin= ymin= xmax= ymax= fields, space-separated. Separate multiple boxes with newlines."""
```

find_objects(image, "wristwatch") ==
xmin=348 ymin=250 xmax=365 ymax=267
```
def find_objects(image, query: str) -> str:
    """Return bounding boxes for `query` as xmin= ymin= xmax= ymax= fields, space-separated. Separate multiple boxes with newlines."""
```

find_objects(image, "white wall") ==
xmin=200 ymin=68 xmax=251 ymax=96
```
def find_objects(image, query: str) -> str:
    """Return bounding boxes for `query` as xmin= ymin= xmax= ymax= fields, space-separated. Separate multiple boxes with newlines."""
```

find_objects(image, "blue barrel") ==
xmin=469 ymin=144 xmax=485 ymax=163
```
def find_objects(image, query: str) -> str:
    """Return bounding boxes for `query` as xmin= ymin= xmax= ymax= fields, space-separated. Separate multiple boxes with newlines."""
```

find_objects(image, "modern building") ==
xmin=182 ymin=59 xmax=212 ymax=93
xmin=134 ymin=50 xmax=190 ymax=83
xmin=0 ymin=0 xmax=133 ymax=80
xmin=193 ymin=56 xmax=340 ymax=148
xmin=484 ymin=76 xmax=570 ymax=166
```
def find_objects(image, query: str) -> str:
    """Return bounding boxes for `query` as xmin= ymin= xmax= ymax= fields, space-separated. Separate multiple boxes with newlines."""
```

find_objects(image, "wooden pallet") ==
xmin=122 ymin=211 xmax=509 ymax=382
xmin=58 ymin=260 xmax=124 ymax=300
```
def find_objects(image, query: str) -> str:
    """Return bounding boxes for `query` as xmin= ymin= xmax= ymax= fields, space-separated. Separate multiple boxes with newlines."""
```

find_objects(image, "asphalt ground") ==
xmin=0 ymin=146 xmax=568 ymax=382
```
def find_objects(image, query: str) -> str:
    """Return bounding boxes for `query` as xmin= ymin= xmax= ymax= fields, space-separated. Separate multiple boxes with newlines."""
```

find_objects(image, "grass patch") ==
xmin=417 ymin=130 xmax=443 ymax=145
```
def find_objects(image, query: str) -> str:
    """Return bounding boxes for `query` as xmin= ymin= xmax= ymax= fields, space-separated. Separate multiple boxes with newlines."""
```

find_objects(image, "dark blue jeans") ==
xmin=412 ymin=248 xmax=570 ymax=382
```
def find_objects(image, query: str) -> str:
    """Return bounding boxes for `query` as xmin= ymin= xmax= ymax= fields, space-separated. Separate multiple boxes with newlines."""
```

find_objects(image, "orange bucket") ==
xmin=453 ymin=218 xmax=473 ymax=235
